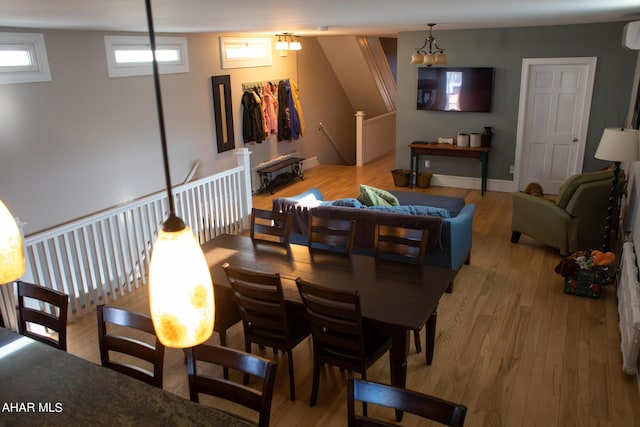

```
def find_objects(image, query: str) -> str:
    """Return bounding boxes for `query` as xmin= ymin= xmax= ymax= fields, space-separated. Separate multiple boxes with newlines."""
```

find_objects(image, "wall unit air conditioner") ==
xmin=624 ymin=21 xmax=640 ymax=50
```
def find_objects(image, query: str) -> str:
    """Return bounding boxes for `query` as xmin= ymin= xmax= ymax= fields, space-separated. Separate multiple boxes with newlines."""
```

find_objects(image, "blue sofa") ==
xmin=272 ymin=187 xmax=476 ymax=273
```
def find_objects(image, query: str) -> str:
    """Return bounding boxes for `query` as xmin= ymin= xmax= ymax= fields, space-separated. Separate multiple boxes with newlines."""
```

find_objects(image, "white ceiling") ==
xmin=0 ymin=0 xmax=639 ymax=36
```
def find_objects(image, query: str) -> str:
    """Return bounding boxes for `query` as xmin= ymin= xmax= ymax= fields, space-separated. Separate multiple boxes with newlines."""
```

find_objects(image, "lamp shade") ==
xmin=289 ymin=38 xmax=302 ymax=51
xmin=594 ymin=128 xmax=640 ymax=162
xmin=148 ymin=225 xmax=214 ymax=348
xmin=0 ymin=199 xmax=25 ymax=284
xmin=410 ymin=52 xmax=423 ymax=64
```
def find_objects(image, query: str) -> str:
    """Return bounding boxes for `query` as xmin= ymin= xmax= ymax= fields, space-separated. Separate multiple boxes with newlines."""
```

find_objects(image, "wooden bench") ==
xmin=257 ymin=157 xmax=304 ymax=193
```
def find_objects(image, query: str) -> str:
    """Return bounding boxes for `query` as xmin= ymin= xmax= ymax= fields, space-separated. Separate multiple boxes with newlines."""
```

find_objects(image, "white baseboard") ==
xmin=429 ymin=174 xmax=516 ymax=193
xmin=302 ymin=156 xmax=319 ymax=170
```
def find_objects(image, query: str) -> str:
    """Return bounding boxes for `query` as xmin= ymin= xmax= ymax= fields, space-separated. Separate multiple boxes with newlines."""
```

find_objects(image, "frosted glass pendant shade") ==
xmin=289 ymin=39 xmax=302 ymax=50
xmin=149 ymin=225 xmax=214 ymax=348
xmin=423 ymin=53 xmax=435 ymax=66
xmin=0 ymin=200 xmax=25 ymax=284
xmin=410 ymin=52 xmax=423 ymax=64
xmin=435 ymin=52 xmax=447 ymax=65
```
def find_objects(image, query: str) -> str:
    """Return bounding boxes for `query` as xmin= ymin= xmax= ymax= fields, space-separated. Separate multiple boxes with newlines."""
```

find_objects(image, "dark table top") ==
xmin=0 ymin=328 xmax=254 ymax=427
xmin=203 ymin=234 xmax=455 ymax=332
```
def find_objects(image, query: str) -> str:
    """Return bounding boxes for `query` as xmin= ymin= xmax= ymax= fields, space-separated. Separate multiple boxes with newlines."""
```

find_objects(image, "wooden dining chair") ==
xmin=186 ymin=344 xmax=277 ymax=427
xmin=223 ymin=263 xmax=311 ymax=401
xmin=374 ymin=223 xmax=429 ymax=355
xmin=307 ymin=214 xmax=356 ymax=254
xmin=250 ymin=207 xmax=293 ymax=244
xmin=374 ymin=223 xmax=429 ymax=264
xmin=96 ymin=305 xmax=165 ymax=388
xmin=16 ymin=281 xmax=69 ymax=351
xmin=295 ymin=277 xmax=392 ymax=408
xmin=347 ymin=378 xmax=468 ymax=427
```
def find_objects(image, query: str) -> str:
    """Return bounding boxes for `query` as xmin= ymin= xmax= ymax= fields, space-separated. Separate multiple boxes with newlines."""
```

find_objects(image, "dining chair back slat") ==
xmin=347 ymin=378 xmax=467 ymax=427
xmin=97 ymin=305 xmax=165 ymax=388
xmin=17 ymin=281 xmax=69 ymax=351
xmin=307 ymin=215 xmax=356 ymax=254
xmin=251 ymin=208 xmax=293 ymax=244
xmin=186 ymin=344 xmax=277 ymax=427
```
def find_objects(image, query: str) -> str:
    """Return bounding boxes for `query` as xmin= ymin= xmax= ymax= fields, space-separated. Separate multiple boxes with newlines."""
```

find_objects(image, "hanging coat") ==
xmin=277 ymin=80 xmax=291 ymax=141
xmin=289 ymin=79 xmax=305 ymax=136
xmin=285 ymin=79 xmax=301 ymax=140
xmin=242 ymin=89 xmax=264 ymax=143
xmin=262 ymin=82 xmax=278 ymax=135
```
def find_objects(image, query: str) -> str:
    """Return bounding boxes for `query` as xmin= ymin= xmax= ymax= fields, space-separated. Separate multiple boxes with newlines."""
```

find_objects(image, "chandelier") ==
xmin=410 ymin=23 xmax=447 ymax=67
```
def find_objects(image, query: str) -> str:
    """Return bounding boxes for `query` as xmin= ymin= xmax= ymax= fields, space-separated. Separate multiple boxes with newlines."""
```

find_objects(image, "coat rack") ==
xmin=242 ymin=78 xmax=289 ymax=92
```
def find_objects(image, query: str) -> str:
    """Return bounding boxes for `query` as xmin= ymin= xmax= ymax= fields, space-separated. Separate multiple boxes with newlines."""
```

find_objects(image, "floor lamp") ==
xmin=594 ymin=128 xmax=640 ymax=252
xmin=0 ymin=199 xmax=25 ymax=328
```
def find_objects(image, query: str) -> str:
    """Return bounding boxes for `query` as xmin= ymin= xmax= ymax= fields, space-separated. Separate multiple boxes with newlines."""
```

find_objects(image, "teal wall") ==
xmin=396 ymin=22 xmax=638 ymax=181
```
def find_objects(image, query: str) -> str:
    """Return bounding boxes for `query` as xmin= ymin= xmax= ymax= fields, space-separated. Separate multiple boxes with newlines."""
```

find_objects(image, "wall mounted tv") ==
xmin=417 ymin=67 xmax=494 ymax=112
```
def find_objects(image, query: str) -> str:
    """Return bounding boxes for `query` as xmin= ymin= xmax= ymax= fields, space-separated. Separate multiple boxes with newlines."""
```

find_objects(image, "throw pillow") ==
xmin=357 ymin=184 xmax=400 ymax=207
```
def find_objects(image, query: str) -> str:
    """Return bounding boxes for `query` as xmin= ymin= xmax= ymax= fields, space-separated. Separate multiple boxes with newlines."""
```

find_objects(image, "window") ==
xmin=220 ymin=37 xmax=272 ymax=69
xmin=105 ymin=35 xmax=189 ymax=78
xmin=0 ymin=32 xmax=51 ymax=84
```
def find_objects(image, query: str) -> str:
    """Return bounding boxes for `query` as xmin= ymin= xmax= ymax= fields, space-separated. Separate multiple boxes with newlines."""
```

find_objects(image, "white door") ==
xmin=514 ymin=57 xmax=597 ymax=194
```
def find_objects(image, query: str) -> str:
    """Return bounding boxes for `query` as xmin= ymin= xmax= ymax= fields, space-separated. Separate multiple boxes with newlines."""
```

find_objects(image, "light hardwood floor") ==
xmin=66 ymin=153 xmax=640 ymax=426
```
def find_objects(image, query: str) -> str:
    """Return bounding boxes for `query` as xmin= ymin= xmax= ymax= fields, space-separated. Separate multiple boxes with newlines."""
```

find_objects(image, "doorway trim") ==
xmin=513 ymin=57 xmax=598 ymax=192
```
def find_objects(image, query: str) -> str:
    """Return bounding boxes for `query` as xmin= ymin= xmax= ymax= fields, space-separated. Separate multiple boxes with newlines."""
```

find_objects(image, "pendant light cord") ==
xmin=145 ymin=0 xmax=174 ymax=217
xmin=145 ymin=0 xmax=184 ymax=231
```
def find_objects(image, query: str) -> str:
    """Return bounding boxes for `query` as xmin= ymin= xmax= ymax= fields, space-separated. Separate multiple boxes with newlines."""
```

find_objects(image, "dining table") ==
xmin=204 ymin=234 xmax=456 ymax=393
xmin=0 ymin=327 xmax=253 ymax=427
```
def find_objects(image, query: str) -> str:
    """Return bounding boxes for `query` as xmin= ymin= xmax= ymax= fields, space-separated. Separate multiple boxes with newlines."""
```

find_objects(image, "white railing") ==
xmin=0 ymin=149 xmax=253 ymax=328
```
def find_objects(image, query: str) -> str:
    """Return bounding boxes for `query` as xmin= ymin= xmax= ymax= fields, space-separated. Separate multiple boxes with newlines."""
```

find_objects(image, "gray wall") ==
xmin=0 ymin=28 xmax=352 ymax=234
xmin=396 ymin=22 xmax=639 ymax=180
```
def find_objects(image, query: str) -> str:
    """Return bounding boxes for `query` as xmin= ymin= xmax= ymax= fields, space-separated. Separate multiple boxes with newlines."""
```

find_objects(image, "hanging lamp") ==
xmin=144 ymin=0 xmax=214 ymax=348
xmin=410 ymin=23 xmax=447 ymax=67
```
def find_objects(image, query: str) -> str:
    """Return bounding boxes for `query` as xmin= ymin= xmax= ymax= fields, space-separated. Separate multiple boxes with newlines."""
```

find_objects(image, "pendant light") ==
xmin=0 ymin=199 xmax=24 ymax=328
xmin=410 ymin=23 xmax=447 ymax=67
xmin=144 ymin=0 xmax=214 ymax=348
xmin=0 ymin=200 xmax=24 ymax=285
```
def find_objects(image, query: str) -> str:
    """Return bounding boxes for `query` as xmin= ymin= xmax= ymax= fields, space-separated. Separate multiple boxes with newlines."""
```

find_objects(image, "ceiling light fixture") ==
xmin=275 ymin=33 xmax=302 ymax=51
xmin=410 ymin=23 xmax=447 ymax=67
xmin=144 ymin=0 xmax=214 ymax=349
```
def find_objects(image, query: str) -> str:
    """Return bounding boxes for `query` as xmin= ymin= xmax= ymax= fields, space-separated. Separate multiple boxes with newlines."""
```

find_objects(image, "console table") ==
xmin=409 ymin=142 xmax=490 ymax=196
xmin=257 ymin=156 xmax=304 ymax=194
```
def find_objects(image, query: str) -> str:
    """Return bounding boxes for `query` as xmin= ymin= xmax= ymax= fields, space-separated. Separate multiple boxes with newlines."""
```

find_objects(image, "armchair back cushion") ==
xmin=555 ymin=169 xmax=613 ymax=209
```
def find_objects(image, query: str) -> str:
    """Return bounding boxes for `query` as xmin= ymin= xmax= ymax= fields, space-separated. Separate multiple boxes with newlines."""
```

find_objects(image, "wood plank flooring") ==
xmin=65 ymin=153 xmax=640 ymax=426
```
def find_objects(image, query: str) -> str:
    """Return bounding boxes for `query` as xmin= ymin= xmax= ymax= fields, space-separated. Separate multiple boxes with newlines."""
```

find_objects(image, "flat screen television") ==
xmin=417 ymin=67 xmax=494 ymax=112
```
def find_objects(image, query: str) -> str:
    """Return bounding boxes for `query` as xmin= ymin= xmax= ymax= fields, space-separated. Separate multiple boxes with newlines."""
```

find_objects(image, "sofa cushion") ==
xmin=357 ymin=185 xmax=400 ymax=207
xmin=332 ymin=198 xmax=364 ymax=208
xmin=365 ymin=205 xmax=451 ymax=218
xmin=389 ymin=191 xmax=465 ymax=217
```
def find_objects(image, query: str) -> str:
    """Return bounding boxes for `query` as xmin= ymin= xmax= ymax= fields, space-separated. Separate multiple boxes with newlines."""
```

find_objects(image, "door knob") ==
xmin=571 ymin=137 xmax=578 ymax=142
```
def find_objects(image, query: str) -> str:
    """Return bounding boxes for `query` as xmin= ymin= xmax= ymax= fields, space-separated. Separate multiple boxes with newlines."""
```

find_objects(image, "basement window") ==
xmin=0 ymin=32 xmax=51 ymax=84
xmin=105 ymin=35 xmax=189 ymax=78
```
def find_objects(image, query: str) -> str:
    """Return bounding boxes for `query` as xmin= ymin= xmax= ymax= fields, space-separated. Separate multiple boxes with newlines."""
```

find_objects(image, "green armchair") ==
xmin=511 ymin=170 xmax=616 ymax=255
